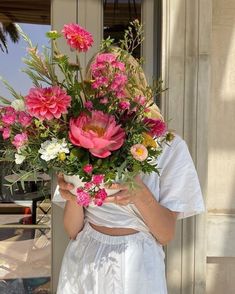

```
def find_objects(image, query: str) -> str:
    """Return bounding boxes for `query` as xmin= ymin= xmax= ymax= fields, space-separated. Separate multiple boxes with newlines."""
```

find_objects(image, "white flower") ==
xmin=11 ymin=99 xmax=25 ymax=111
xmin=15 ymin=153 xmax=26 ymax=164
xmin=39 ymin=138 xmax=69 ymax=161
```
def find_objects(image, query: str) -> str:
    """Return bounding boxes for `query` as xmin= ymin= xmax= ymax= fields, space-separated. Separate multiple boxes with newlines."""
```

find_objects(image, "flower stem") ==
xmin=76 ymin=57 xmax=87 ymax=104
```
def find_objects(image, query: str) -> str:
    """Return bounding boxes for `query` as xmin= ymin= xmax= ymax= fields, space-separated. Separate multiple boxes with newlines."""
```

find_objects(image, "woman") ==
xmin=55 ymin=50 xmax=205 ymax=294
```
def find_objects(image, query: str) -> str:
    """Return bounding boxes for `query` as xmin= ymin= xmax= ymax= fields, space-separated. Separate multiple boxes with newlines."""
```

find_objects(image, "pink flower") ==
xmin=2 ymin=127 xmax=11 ymax=140
xmin=92 ymin=53 xmax=125 ymax=72
xmin=83 ymin=164 xmax=93 ymax=174
xmin=95 ymin=53 xmax=116 ymax=64
xmin=69 ymin=111 xmax=125 ymax=158
xmin=91 ymin=76 xmax=109 ymax=89
xmin=130 ymin=144 xmax=148 ymax=161
xmin=95 ymin=188 xmax=107 ymax=200
xmin=25 ymin=86 xmax=71 ymax=120
xmin=119 ymin=101 xmax=130 ymax=110
xmin=18 ymin=111 xmax=32 ymax=127
xmin=84 ymin=181 xmax=93 ymax=190
xmin=4 ymin=106 xmax=16 ymax=114
xmin=134 ymin=95 xmax=147 ymax=106
xmin=143 ymin=118 xmax=167 ymax=137
xmin=94 ymin=198 xmax=104 ymax=206
xmin=91 ymin=53 xmax=127 ymax=95
xmin=84 ymin=101 xmax=93 ymax=111
xmin=62 ymin=23 xmax=93 ymax=52
xmin=1 ymin=107 xmax=17 ymax=126
xmin=76 ymin=188 xmax=90 ymax=206
xmin=110 ymin=73 xmax=127 ymax=91
xmin=144 ymin=108 xmax=151 ymax=113
xmin=116 ymin=90 xmax=126 ymax=99
xmin=12 ymin=132 xmax=28 ymax=149
xmin=1 ymin=113 xmax=16 ymax=125
xmin=92 ymin=174 xmax=104 ymax=185
xmin=112 ymin=61 xmax=125 ymax=71
xmin=99 ymin=97 xmax=109 ymax=104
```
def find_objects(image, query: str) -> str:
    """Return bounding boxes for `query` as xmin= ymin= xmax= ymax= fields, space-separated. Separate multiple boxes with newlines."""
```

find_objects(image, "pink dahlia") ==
xmin=143 ymin=118 xmax=167 ymax=137
xmin=62 ymin=23 xmax=93 ymax=52
xmin=25 ymin=86 xmax=71 ymax=120
xmin=69 ymin=111 xmax=125 ymax=158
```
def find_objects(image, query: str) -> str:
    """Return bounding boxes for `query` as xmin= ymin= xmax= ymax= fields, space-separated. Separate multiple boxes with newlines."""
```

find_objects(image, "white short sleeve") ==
xmin=158 ymin=135 xmax=205 ymax=219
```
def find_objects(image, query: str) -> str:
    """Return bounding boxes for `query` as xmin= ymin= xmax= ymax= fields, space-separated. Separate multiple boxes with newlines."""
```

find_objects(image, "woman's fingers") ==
xmin=57 ymin=174 xmax=74 ymax=190
xmin=104 ymin=182 xmax=127 ymax=190
xmin=104 ymin=190 xmax=131 ymax=205
xmin=59 ymin=188 xmax=75 ymax=201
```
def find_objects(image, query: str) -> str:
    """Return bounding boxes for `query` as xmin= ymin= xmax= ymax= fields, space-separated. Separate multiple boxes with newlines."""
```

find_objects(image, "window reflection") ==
xmin=0 ymin=1 xmax=51 ymax=293
xmin=103 ymin=0 xmax=142 ymax=58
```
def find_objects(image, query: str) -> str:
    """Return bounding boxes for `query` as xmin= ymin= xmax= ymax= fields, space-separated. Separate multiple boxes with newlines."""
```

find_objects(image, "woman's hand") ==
xmin=104 ymin=175 xmax=151 ymax=206
xmin=105 ymin=175 xmax=178 ymax=245
xmin=57 ymin=174 xmax=76 ymax=202
xmin=57 ymin=174 xmax=84 ymax=240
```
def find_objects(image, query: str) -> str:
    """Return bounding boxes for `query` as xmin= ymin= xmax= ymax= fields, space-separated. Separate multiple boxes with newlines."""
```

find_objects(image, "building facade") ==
xmin=51 ymin=0 xmax=235 ymax=293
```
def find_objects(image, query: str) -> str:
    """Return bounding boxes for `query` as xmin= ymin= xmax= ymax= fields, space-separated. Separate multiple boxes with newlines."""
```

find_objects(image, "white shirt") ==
xmin=53 ymin=133 xmax=205 ymax=233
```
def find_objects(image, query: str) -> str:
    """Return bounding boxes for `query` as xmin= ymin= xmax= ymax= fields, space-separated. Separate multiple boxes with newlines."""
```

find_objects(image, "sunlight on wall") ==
xmin=207 ymin=0 xmax=235 ymax=213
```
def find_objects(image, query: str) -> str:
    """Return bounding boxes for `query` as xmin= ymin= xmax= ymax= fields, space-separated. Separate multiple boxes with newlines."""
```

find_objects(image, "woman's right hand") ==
xmin=57 ymin=174 xmax=76 ymax=202
xmin=58 ymin=174 xmax=84 ymax=239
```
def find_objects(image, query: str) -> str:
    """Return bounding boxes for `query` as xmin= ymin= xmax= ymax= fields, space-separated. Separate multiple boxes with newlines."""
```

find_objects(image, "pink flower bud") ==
xmin=83 ymin=164 xmax=93 ymax=174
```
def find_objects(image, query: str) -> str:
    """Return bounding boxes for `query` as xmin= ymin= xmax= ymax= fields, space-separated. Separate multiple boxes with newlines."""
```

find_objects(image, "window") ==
xmin=0 ymin=1 xmax=51 ymax=293
xmin=103 ymin=0 xmax=142 ymax=58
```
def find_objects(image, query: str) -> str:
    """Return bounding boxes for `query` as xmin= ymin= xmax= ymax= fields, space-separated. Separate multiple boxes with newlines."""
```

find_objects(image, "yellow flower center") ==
xmin=83 ymin=124 xmax=105 ymax=137
xmin=136 ymin=148 xmax=144 ymax=156
xmin=58 ymin=152 xmax=66 ymax=161
xmin=75 ymin=35 xmax=84 ymax=43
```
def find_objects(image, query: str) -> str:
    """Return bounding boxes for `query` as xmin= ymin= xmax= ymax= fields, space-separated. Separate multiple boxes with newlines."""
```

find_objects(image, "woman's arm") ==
xmin=133 ymin=187 xmax=178 ymax=245
xmin=57 ymin=174 xmax=84 ymax=240
xmin=105 ymin=176 xmax=178 ymax=245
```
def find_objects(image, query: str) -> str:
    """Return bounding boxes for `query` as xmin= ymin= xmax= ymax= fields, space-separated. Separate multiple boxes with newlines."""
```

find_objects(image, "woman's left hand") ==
xmin=104 ymin=175 xmax=151 ymax=206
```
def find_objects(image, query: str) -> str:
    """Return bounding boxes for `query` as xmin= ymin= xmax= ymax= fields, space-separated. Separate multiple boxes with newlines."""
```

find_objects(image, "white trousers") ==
xmin=57 ymin=222 xmax=167 ymax=294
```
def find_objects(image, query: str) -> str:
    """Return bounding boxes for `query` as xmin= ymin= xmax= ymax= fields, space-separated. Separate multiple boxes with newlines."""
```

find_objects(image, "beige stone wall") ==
xmin=207 ymin=0 xmax=235 ymax=293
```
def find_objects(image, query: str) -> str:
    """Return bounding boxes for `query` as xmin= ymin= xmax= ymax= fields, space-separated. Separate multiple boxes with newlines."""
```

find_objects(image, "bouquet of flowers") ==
xmin=0 ymin=20 xmax=174 ymax=206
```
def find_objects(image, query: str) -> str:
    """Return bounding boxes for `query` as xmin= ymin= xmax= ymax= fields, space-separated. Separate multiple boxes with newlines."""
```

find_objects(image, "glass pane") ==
xmin=103 ymin=0 xmax=142 ymax=58
xmin=0 ymin=1 xmax=51 ymax=292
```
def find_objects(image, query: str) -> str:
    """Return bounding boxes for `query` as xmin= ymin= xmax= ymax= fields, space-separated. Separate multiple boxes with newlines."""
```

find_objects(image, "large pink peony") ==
xmin=69 ymin=111 xmax=125 ymax=158
xmin=25 ymin=86 xmax=71 ymax=120
xmin=62 ymin=23 xmax=93 ymax=52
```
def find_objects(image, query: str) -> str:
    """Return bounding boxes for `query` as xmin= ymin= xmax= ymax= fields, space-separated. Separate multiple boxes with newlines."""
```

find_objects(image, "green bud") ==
xmin=166 ymin=132 xmax=175 ymax=142
xmin=46 ymin=30 xmax=61 ymax=40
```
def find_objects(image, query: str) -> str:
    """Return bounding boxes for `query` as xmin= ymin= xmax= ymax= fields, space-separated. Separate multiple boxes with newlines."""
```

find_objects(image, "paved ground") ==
xmin=0 ymin=213 xmax=51 ymax=293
